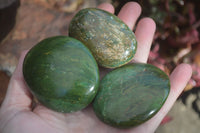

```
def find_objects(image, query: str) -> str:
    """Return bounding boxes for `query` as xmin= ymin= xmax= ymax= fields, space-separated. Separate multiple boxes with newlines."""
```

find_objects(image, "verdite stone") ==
xmin=23 ymin=36 xmax=99 ymax=113
xmin=69 ymin=8 xmax=137 ymax=68
xmin=93 ymin=63 xmax=170 ymax=128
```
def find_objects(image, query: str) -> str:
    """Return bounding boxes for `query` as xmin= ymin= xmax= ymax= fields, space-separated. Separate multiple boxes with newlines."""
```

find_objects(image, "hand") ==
xmin=0 ymin=2 xmax=192 ymax=133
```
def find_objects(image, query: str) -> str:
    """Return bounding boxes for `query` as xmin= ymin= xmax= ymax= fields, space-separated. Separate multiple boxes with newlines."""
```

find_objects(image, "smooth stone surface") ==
xmin=23 ymin=36 xmax=99 ymax=113
xmin=93 ymin=63 xmax=170 ymax=128
xmin=69 ymin=8 xmax=137 ymax=68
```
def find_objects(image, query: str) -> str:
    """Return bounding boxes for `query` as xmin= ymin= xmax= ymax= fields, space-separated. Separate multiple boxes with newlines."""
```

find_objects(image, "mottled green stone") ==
xmin=69 ymin=8 xmax=137 ymax=68
xmin=93 ymin=63 xmax=170 ymax=128
xmin=23 ymin=36 xmax=99 ymax=113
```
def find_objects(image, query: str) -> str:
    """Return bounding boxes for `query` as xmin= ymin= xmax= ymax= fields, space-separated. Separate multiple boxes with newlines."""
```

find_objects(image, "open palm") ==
xmin=0 ymin=2 xmax=192 ymax=133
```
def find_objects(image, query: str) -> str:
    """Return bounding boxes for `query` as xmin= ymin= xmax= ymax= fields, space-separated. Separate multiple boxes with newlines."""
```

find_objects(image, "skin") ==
xmin=0 ymin=2 xmax=192 ymax=133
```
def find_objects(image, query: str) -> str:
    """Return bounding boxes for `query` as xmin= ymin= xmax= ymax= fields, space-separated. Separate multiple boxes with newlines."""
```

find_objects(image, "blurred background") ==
xmin=0 ymin=0 xmax=199 ymax=132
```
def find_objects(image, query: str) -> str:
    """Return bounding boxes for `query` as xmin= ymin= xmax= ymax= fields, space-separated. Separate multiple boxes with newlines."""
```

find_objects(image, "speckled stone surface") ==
xmin=93 ymin=63 xmax=170 ymax=128
xmin=23 ymin=36 xmax=99 ymax=113
xmin=69 ymin=8 xmax=137 ymax=68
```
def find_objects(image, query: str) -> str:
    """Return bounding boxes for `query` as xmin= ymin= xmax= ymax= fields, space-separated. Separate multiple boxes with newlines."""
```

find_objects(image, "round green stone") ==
xmin=93 ymin=63 xmax=170 ymax=128
xmin=69 ymin=8 xmax=137 ymax=68
xmin=23 ymin=36 xmax=99 ymax=113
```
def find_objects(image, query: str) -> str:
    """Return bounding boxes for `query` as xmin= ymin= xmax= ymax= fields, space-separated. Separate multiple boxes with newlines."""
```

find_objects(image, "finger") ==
xmin=133 ymin=18 xmax=156 ymax=63
xmin=97 ymin=3 xmax=114 ymax=14
xmin=1 ymin=50 xmax=33 ymax=111
xmin=118 ymin=2 xmax=141 ymax=30
xmin=133 ymin=64 xmax=192 ymax=132
xmin=152 ymin=64 xmax=192 ymax=129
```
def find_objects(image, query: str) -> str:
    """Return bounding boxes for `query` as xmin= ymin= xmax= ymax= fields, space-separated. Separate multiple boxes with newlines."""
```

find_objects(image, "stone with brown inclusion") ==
xmin=69 ymin=8 xmax=137 ymax=68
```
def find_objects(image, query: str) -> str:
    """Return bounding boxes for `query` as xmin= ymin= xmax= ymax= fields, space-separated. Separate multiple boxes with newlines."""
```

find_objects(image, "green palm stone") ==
xmin=93 ymin=63 xmax=170 ymax=128
xmin=23 ymin=36 xmax=99 ymax=113
xmin=69 ymin=8 xmax=137 ymax=68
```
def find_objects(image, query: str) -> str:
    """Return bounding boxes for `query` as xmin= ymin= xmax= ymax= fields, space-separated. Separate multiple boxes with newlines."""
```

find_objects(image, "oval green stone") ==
xmin=23 ymin=36 xmax=99 ymax=113
xmin=69 ymin=8 xmax=137 ymax=68
xmin=93 ymin=63 xmax=170 ymax=128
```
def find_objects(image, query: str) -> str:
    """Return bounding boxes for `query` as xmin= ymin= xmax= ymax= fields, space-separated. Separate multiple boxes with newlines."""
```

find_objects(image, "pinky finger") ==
xmin=133 ymin=64 xmax=192 ymax=132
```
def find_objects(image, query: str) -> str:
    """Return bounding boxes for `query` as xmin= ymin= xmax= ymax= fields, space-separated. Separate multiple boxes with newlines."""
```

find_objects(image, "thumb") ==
xmin=1 ymin=51 xmax=33 ymax=111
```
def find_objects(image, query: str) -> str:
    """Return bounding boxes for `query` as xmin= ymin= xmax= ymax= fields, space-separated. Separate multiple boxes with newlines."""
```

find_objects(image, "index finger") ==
xmin=97 ymin=3 xmax=115 ymax=14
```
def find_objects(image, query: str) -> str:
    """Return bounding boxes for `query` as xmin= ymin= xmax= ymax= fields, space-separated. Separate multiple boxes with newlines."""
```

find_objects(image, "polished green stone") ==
xmin=23 ymin=36 xmax=99 ymax=113
xmin=93 ymin=63 xmax=170 ymax=128
xmin=69 ymin=8 xmax=137 ymax=68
